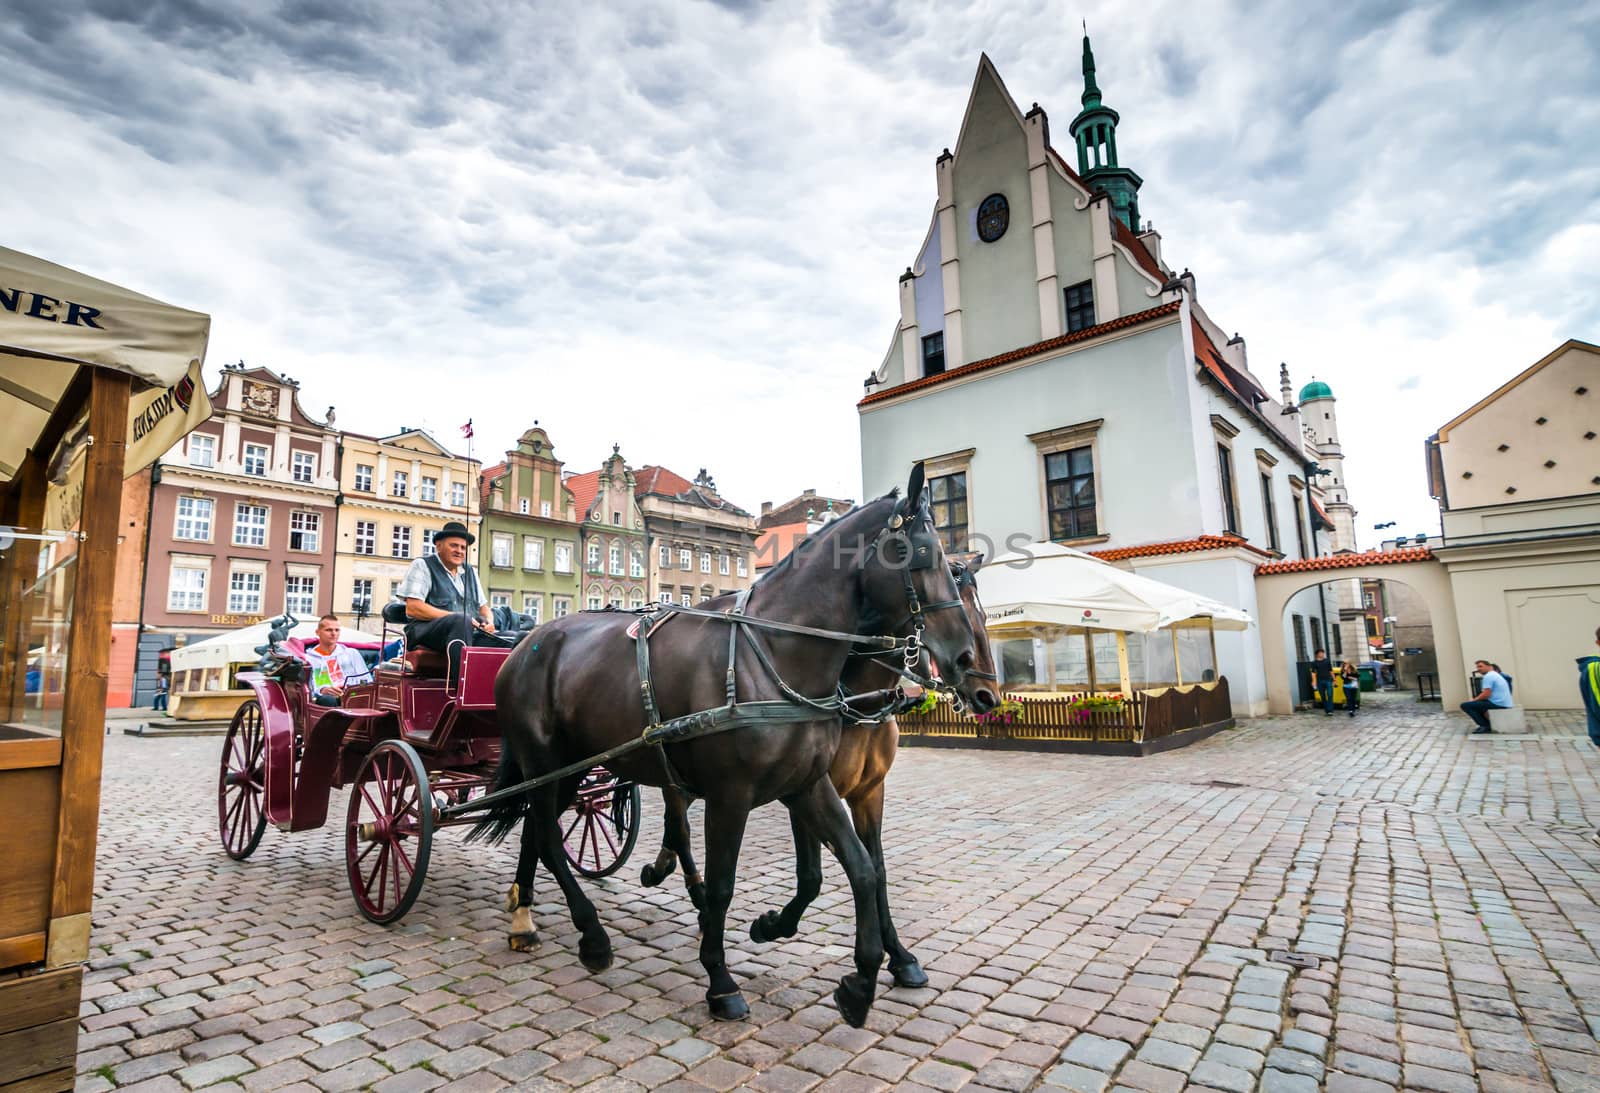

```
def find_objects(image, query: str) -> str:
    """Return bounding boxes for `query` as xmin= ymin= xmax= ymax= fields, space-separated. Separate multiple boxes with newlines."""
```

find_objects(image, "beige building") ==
xmin=635 ymin=466 xmax=760 ymax=605
xmin=1426 ymin=339 xmax=1600 ymax=708
xmin=332 ymin=428 xmax=479 ymax=628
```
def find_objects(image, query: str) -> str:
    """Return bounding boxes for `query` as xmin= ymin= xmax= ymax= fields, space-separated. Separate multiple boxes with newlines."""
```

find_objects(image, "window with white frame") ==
xmin=420 ymin=476 xmax=438 ymax=502
xmin=392 ymin=470 xmax=408 ymax=498
xmin=629 ymin=589 xmax=645 ymax=608
xmin=243 ymin=443 xmax=269 ymax=477
xmin=736 ymin=556 xmax=747 ymax=578
xmin=227 ymin=570 xmax=263 ymax=614
xmin=699 ymin=552 xmax=711 ymax=574
xmin=188 ymin=434 xmax=215 ymax=468
xmin=491 ymin=591 xmax=512 ymax=611
xmin=553 ymin=596 xmax=571 ymax=618
xmin=174 ymin=496 xmax=213 ymax=541
xmin=518 ymin=498 xmax=529 ymax=514
xmin=681 ymin=591 xmax=692 ymax=606
xmin=233 ymin=503 xmax=268 ymax=547
xmin=451 ymin=481 xmax=466 ymax=507
xmin=389 ymin=579 xmax=402 ymax=600
xmin=587 ymin=541 xmax=602 ymax=570
xmin=422 ymin=528 xmax=437 ymax=557
xmin=352 ymin=577 xmax=374 ymax=610
xmin=700 ymin=586 xmax=713 ymax=602
xmin=608 ymin=587 xmax=625 ymax=608
xmin=630 ymin=551 xmax=643 ymax=578
xmin=355 ymin=520 xmax=376 ymax=555
xmin=392 ymin=525 xmax=412 ymax=558
xmin=659 ymin=544 xmax=671 ymax=568
xmin=680 ymin=548 xmax=691 ymax=569
xmin=522 ymin=593 xmax=542 ymax=624
xmin=292 ymin=451 xmax=316 ymax=483
xmin=285 ymin=574 xmax=316 ymax=616
xmin=659 ymin=590 xmax=673 ymax=604
xmin=523 ymin=537 xmax=543 ymax=569
xmin=587 ymin=589 xmax=602 ymax=610
xmin=288 ymin=511 xmax=320 ymax=552
xmin=718 ymin=554 xmax=729 ymax=576
xmin=540 ymin=500 xmax=551 ymax=518
xmin=354 ymin=464 xmax=373 ymax=491
xmin=554 ymin=542 xmax=573 ymax=573
xmin=167 ymin=565 xmax=207 ymax=612
xmin=609 ymin=542 xmax=622 ymax=575
xmin=491 ymin=532 xmax=513 ymax=567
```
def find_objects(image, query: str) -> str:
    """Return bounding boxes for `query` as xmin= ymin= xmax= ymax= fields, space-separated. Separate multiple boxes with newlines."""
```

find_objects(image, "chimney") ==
xmin=802 ymin=488 xmax=816 ymax=498
xmin=760 ymin=501 xmax=772 ymax=516
xmin=1137 ymin=221 xmax=1161 ymax=266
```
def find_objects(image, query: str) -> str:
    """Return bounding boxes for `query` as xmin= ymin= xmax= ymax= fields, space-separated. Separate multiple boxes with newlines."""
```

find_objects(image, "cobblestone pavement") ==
xmin=77 ymin=692 xmax=1600 ymax=1092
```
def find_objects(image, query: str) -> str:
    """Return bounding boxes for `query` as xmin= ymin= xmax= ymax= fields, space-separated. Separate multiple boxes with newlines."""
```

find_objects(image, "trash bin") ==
xmin=1357 ymin=666 xmax=1376 ymax=692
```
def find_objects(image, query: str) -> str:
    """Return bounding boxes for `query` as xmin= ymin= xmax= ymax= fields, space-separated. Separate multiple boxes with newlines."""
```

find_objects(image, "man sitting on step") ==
xmin=1460 ymin=658 xmax=1513 ymax=734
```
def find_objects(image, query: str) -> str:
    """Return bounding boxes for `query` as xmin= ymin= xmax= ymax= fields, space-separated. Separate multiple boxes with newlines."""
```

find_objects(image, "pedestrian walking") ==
xmin=1579 ymin=625 xmax=1600 ymax=749
xmin=1340 ymin=660 xmax=1360 ymax=717
xmin=1311 ymin=649 xmax=1335 ymax=716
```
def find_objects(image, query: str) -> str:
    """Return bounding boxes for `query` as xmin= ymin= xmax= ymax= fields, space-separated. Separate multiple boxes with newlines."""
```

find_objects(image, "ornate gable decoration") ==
xmin=241 ymin=381 xmax=278 ymax=417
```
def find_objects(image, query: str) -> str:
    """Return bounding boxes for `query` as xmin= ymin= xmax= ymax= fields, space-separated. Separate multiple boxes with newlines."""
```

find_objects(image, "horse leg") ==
xmin=699 ymin=797 xmax=751 ymax=1021
xmin=787 ymin=776 xmax=883 ymax=1028
xmin=505 ymin=809 xmax=541 ymax=952
xmin=643 ymin=786 xmax=706 ymax=913
xmin=529 ymin=781 xmax=613 ymax=972
xmin=749 ymin=809 xmax=822 ymax=944
xmin=852 ymin=782 xmax=926 ymax=988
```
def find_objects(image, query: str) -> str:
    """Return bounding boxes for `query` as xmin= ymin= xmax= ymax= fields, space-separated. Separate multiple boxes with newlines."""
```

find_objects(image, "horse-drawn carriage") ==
xmin=217 ymin=465 xmax=999 ymax=1029
xmin=216 ymin=607 xmax=641 ymax=923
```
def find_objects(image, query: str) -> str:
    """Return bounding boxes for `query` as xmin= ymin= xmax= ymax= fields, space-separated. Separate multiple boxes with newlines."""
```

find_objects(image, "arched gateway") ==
xmin=1255 ymin=548 xmax=1466 ymax=714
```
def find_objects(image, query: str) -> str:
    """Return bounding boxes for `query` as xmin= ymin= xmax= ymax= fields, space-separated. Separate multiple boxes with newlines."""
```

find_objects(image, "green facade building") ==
xmin=477 ymin=425 xmax=582 ymax=624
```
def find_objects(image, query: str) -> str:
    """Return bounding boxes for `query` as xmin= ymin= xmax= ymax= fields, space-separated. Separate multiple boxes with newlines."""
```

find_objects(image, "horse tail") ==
xmin=465 ymin=748 xmax=527 ymax=845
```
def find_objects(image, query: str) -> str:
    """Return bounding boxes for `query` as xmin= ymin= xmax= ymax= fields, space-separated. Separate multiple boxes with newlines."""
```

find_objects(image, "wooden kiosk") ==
xmin=0 ymin=247 xmax=210 ymax=1091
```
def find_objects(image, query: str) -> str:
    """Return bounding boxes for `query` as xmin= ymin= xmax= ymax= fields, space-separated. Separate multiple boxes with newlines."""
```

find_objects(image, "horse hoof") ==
xmin=508 ymin=932 xmax=539 ymax=953
xmin=707 ymin=991 xmax=749 ymax=1021
xmin=833 ymin=974 xmax=872 ymax=1028
xmin=749 ymin=911 xmax=780 ymax=944
xmin=640 ymin=864 xmax=662 ymax=888
xmin=504 ymin=883 xmax=520 ymax=913
xmin=579 ymin=939 xmax=613 ymax=972
xmin=890 ymin=960 xmax=929 ymax=989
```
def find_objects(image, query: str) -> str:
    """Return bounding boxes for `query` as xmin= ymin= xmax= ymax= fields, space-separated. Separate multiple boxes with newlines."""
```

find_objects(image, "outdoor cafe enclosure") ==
xmin=0 ymin=247 xmax=209 ymax=1091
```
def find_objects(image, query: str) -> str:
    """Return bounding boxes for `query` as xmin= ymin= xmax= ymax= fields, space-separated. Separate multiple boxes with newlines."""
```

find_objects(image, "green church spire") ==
xmin=1069 ymin=31 xmax=1144 ymax=233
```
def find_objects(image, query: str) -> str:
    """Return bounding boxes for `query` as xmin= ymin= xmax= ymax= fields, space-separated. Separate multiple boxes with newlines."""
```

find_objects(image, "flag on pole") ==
xmin=461 ymin=419 xmax=474 ymax=438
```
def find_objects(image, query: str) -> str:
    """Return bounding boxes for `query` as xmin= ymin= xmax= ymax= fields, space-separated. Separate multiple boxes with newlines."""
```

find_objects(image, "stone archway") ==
xmin=1255 ymin=550 xmax=1465 ymax=714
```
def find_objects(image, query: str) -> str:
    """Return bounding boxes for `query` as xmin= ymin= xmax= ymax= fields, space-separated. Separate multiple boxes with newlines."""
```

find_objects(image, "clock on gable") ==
xmin=977 ymin=193 xmax=1009 ymax=243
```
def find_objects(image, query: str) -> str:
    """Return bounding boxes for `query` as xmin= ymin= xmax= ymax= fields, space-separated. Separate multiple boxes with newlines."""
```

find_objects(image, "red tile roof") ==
xmin=565 ymin=470 xmax=600 ymax=522
xmin=1088 ymin=535 xmax=1272 ymax=563
xmin=633 ymin=465 xmax=696 ymax=497
xmin=1111 ymin=212 xmax=1164 ymax=282
xmin=1308 ymin=497 xmax=1336 ymax=531
xmin=1190 ymin=318 xmax=1240 ymax=398
xmin=1256 ymin=547 xmax=1434 ymax=576
xmin=753 ymin=522 xmax=810 ymax=570
xmin=860 ymin=301 xmax=1181 ymax=406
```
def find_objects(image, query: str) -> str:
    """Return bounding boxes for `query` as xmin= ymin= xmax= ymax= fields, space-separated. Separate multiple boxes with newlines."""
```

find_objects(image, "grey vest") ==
xmin=423 ymin=554 xmax=481 ymax=618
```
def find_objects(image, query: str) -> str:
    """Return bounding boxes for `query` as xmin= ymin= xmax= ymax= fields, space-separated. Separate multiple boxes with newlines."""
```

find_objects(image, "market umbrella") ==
xmin=170 ymin=619 xmax=387 ymax=675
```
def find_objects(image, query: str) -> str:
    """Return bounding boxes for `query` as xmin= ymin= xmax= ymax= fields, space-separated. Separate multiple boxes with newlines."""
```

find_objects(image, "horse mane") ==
xmin=753 ymin=490 xmax=899 ymax=587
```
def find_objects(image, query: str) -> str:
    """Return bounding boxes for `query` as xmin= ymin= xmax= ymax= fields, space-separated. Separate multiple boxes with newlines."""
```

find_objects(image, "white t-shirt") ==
xmin=305 ymin=644 xmax=373 ymax=694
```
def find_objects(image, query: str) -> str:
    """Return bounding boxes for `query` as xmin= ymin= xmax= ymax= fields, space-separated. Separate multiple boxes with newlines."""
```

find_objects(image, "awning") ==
xmin=170 ymin=619 xmax=387 ymax=675
xmin=1 ymin=246 xmax=212 ymax=488
xmin=980 ymin=541 xmax=1254 ymax=635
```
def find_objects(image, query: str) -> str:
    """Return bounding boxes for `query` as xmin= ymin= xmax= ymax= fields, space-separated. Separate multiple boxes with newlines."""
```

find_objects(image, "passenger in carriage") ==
xmin=396 ymin=520 xmax=501 ymax=674
xmin=305 ymin=613 xmax=374 ymax=707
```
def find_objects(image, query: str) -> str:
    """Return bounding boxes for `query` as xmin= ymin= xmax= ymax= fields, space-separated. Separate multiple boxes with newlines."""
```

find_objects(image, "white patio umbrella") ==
xmin=979 ymin=541 xmax=1253 ymax=635
xmin=171 ymin=619 xmax=387 ymax=675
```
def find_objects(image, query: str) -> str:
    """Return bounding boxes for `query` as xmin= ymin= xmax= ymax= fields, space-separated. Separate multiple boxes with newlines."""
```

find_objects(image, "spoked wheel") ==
xmin=563 ymin=767 xmax=642 ymax=878
xmin=346 ymin=740 xmax=434 ymax=924
xmin=218 ymin=699 xmax=268 ymax=860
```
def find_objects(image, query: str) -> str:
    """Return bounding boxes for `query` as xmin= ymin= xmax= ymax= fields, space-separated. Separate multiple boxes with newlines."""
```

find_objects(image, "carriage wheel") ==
xmin=218 ymin=699 xmax=268 ymax=861
xmin=346 ymin=740 xmax=434 ymax=924
xmin=563 ymin=767 xmax=642 ymax=878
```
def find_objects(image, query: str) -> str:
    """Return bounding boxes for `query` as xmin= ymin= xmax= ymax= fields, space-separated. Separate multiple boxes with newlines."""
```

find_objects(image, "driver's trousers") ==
xmin=406 ymin=613 xmax=506 ymax=677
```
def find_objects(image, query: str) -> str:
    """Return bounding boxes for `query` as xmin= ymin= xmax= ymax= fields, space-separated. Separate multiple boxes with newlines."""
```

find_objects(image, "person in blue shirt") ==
xmin=1461 ymin=658 xmax=1513 ymax=734
xmin=1579 ymin=626 xmax=1600 ymax=749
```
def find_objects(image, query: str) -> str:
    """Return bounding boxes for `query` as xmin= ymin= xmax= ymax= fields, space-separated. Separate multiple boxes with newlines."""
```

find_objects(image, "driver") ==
xmin=304 ymin=613 xmax=373 ymax=707
xmin=396 ymin=520 xmax=498 ymax=672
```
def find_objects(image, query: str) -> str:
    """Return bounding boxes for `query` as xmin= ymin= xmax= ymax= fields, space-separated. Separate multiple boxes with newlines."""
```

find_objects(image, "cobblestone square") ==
xmin=79 ymin=695 xmax=1600 ymax=1091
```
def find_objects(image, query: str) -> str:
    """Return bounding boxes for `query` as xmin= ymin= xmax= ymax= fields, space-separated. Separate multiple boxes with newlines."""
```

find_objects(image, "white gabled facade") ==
xmin=858 ymin=47 xmax=1363 ymax=716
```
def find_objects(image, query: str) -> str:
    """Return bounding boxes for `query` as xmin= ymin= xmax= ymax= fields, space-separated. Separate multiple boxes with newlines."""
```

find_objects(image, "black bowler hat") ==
xmin=435 ymin=520 xmax=475 ymax=546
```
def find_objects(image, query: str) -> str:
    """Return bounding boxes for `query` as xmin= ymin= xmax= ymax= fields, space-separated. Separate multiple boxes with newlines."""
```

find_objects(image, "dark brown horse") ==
xmin=471 ymin=465 xmax=995 ymax=1026
xmin=640 ymin=558 xmax=998 ymax=988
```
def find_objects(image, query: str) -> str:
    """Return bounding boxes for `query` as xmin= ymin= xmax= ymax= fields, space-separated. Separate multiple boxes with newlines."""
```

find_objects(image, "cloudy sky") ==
xmin=6 ymin=0 xmax=1597 ymax=545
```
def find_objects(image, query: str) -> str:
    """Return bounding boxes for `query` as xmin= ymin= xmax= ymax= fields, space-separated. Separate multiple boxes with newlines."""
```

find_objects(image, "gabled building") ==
xmin=1426 ymin=339 xmax=1600 ymax=708
xmin=479 ymin=425 xmax=582 ymax=624
xmin=757 ymin=489 xmax=854 ymax=529
xmin=331 ymin=426 xmax=479 ymax=627
xmin=138 ymin=364 xmax=339 ymax=697
xmin=564 ymin=445 xmax=649 ymax=610
xmin=857 ymin=45 xmax=1360 ymax=714
xmin=635 ymin=465 xmax=759 ymax=605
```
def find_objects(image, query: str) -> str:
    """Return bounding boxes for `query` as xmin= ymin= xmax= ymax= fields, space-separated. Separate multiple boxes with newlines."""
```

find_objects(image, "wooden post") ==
xmin=1172 ymin=628 xmax=1183 ymax=686
xmin=1085 ymin=630 xmax=1097 ymax=693
xmin=1116 ymin=632 xmax=1131 ymax=696
xmin=0 ymin=448 xmax=48 ymax=718
xmin=47 ymin=367 xmax=130 ymax=968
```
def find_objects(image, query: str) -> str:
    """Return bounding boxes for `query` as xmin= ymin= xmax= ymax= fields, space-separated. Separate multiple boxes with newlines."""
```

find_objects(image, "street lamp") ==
xmin=351 ymin=595 xmax=371 ymax=631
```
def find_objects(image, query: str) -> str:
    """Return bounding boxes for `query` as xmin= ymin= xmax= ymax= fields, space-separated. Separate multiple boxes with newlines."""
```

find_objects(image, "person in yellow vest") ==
xmin=1580 ymin=625 xmax=1600 ymax=748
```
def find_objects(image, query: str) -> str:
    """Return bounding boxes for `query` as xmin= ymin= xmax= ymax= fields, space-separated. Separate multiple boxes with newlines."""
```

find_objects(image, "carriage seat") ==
xmin=404 ymin=649 xmax=449 ymax=677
